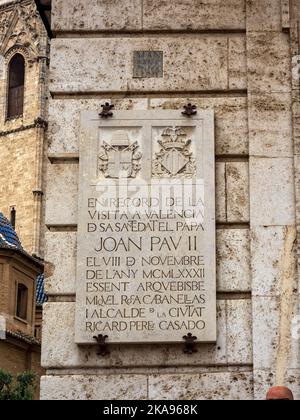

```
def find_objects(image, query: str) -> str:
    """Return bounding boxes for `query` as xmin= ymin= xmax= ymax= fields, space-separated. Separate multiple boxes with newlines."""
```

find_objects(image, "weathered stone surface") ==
xmin=252 ymin=226 xmax=297 ymax=297
xmin=247 ymin=32 xmax=291 ymax=93
xmin=249 ymin=93 xmax=293 ymax=157
xmin=253 ymin=369 xmax=276 ymax=400
xmin=148 ymin=372 xmax=253 ymax=400
xmin=49 ymin=37 xmax=245 ymax=93
xmin=286 ymin=370 xmax=300 ymax=400
xmin=250 ymin=158 xmax=295 ymax=226
xmin=254 ymin=369 xmax=300 ymax=401
xmin=227 ymin=300 xmax=252 ymax=364
xmin=143 ymin=0 xmax=246 ymax=31
xmin=226 ymin=162 xmax=249 ymax=223
xmin=150 ymin=97 xmax=248 ymax=156
xmin=44 ymin=231 xmax=77 ymax=295
xmin=252 ymin=297 xmax=280 ymax=370
xmin=215 ymin=162 xmax=249 ymax=224
xmin=0 ymin=55 xmax=4 ymax=80
xmin=48 ymin=98 xmax=148 ymax=154
xmin=229 ymin=37 xmax=247 ymax=90
xmin=40 ymin=374 xmax=148 ymax=400
xmin=217 ymin=229 xmax=251 ymax=292
xmin=246 ymin=0 xmax=282 ymax=32
xmin=41 ymin=302 xmax=227 ymax=368
xmin=52 ymin=0 xmax=142 ymax=32
xmin=215 ymin=162 xmax=226 ymax=223
xmin=48 ymin=97 xmax=248 ymax=156
xmin=45 ymin=163 xmax=79 ymax=226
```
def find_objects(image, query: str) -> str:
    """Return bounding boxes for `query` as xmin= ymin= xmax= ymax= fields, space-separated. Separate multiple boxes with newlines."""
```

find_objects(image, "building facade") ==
xmin=39 ymin=0 xmax=300 ymax=400
xmin=0 ymin=0 xmax=49 ymax=397
xmin=0 ymin=212 xmax=44 ymax=388
xmin=0 ymin=0 xmax=49 ymax=257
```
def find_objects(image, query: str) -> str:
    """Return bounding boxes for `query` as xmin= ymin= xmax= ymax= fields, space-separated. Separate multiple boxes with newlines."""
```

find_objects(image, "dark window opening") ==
xmin=7 ymin=54 xmax=25 ymax=120
xmin=16 ymin=284 xmax=28 ymax=321
xmin=10 ymin=207 xmax=16 ymax=229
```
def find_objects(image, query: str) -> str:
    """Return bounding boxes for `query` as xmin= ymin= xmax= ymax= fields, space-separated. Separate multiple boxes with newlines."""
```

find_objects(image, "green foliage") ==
xmin=0 ymin=369 xmax=36 ymax=400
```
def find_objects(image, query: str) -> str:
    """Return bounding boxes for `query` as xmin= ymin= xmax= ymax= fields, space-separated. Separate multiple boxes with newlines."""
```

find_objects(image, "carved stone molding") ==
xmin=0 ymin=0 xmax=46 ymax=60
xmin=98 ymin=130 xmax=142 ymax=179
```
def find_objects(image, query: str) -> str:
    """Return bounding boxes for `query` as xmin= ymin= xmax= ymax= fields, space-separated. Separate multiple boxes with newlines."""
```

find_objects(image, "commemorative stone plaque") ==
xmin=75 ymin=110 xmax=216 ymax=344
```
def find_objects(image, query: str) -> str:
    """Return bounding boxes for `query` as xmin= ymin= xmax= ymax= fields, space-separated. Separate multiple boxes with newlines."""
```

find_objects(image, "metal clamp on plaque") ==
xmin=183 ymin=333 xmax=198 ymax=355
xmin=99 ymin=103 xmax=114 ymax=119
xmin=93 ymin=334 xmax=110 ymax=357
xmin=182 ymin=103 xmax=197 ymax=117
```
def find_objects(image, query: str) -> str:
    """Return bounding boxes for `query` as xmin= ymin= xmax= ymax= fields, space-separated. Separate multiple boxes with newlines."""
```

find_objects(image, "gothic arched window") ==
xmin=7 ymin=54 xmax=25 ymax=120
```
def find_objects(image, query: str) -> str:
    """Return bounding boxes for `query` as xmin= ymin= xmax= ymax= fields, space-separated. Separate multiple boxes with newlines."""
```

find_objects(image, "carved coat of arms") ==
xmin=153 ymin=127 xmax=196 ymax=178
xmin=99 ymin=131 xmax=142 ymax=179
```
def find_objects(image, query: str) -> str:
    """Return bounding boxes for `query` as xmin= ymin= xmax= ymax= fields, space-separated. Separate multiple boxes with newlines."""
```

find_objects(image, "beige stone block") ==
xmin=253 ymin=369 xmax=275 ymax=400
xmin=252 ymin=297 xmax=279 ymax=369
xmin=227 ymin=300 xmax=253 ymax=364
xmin=228 ymin=37 xmax=247 ymax=90
xmin=217 ymin=229 xmax=251 ymax=292
xmin=143 ymin=0 xmax=246 ymax=31
xmin=44 ymin=231 xmax=77 ymax=295
xmin=254 ymin=369 xmax=300 ymax=400
xmin=252 ymin=226 xmax=297 ymax=297
xmin=250 ymin=158 xmax=295 ymax=226
xmin=50 ymin=37 xmax=232 ymax=93
xmin=40 ymin=374 xmax=148 ymax=400
xmin=148 ymin=372 xmax=253 ymax=400
xmin=226 ymin=162 xmax=249 ymax=223
xmin=48 ymin=98 xmax=148 ymax=154
xmin=286 ymin=370 xmax=300 ymax=400
xmin=52 ymin=0 xmax=142 ymax=32
xmin=216 ymin=162 xmax=226 ymax=223
xmin=249 ymin=93 xmax=293 ymax=157
xmin=45 ymin=162 xmax=79 ymax=226
xmin=246 ymin=0 xmax=282 ymax=32
xmin=49 ymin=97 xmax=248 ymax=156
xmin=253 ymin=294 xmax=299 ymax=377
xmin=150 ymin=97 xmax=248 ymax=156
xmin=41 ymin=302 xmax=227 ymax=368
xmin=247 ymin=32 xmax=291 ymax=93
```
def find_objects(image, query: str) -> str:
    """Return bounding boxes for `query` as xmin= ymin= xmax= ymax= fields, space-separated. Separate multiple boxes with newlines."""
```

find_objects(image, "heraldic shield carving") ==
xmin=153 ymin=127 xmax=196 ymax=178
xmin=99 ymin=131 xmax=142 ymax=179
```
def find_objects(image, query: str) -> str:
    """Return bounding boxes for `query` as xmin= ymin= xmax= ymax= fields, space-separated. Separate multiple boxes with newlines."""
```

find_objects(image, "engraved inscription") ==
xmin=133 ymin=51 xmax=163 ymax=78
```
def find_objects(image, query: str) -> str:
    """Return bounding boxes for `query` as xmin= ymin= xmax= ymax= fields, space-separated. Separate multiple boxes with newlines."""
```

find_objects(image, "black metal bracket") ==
xmin=99 ymin=103 xmax=114 ymax=119
xmin=183 ymin=333 xmax=198 ymax=354
xmin=182 ymin=103 xmax=197 ymax=117
xmin=93 ymin=334 xmax=110 ymax=357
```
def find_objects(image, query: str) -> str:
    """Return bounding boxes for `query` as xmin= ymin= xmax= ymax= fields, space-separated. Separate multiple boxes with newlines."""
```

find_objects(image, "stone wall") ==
xmin=42 ymin=0 xmax=300 ymax=400
xmin=0 ymin=0 xmax=49 ymax=256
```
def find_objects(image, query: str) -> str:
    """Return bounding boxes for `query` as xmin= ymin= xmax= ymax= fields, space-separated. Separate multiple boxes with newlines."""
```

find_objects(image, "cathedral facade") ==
xmin=0 ymin=0 xmax=49 ymax=257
